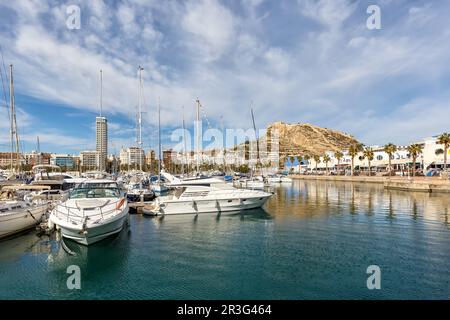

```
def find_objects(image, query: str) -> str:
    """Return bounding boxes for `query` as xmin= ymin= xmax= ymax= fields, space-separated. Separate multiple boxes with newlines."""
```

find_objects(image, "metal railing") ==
xmin=52 ymin=198 xmax=126 ymax=223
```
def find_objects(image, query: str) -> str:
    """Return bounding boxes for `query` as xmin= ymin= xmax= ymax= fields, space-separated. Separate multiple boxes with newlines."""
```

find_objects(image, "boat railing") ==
xmin=52 ymin=198 xmax=126 ymax=223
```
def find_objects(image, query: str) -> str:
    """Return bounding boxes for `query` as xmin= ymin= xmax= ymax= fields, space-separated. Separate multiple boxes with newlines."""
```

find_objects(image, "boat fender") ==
xmin=116 ymin=198 xmax=125 ymax=210
xmin=80 ymin=217 xmax=88 ymax=235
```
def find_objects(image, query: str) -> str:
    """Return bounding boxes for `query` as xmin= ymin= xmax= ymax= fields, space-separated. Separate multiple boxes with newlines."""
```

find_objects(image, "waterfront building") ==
xmin=119 ymin=147 xmax=145 ymax=168
xmin=50 ymin=154 xmax=76 ymax=170
xmin=24 ymin=151 xmax=51 ymax=166
xmin=0 ymin=152 xmax=25 ymax=168
xmin=163 ymin=149 xmax=176 ymax=171
xmin=96 ymin=116 xmax=108 ymax=172
xmin=80 ymin=151 xmax=100 ymax=171
xmin=303 ymin=135 xmax=449 ymax=173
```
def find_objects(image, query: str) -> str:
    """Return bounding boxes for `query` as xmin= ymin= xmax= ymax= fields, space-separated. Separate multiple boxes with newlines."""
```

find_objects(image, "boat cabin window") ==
xmin=69 ymin=187 xmax=120 ymax=199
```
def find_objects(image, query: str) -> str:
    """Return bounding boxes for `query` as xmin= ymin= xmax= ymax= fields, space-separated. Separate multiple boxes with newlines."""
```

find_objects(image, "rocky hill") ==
xmin=265 ymin=121 xmax=359 ymax=157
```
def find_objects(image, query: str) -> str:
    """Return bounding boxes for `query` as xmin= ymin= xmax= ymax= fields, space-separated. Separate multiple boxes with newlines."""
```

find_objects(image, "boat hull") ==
xmin=52 ymin=206 xmax=129 ymax=246
xmin=0 ymin=205 xmax=47 ymax=239
xmin=159 ymin=195 xmax=270 ymax=215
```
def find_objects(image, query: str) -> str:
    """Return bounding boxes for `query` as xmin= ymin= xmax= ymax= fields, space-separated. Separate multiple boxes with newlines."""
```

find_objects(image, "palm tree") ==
xmin=383 ymin=143 xmax=397 ymax=177
xmin=313 ymin=155 xmax=321 ymax=174
xmin=335 ymin=151 xmax=343 ymax=175
xmin=304 ymin=154 xmax=311 ymax=172
xmin=348 ymin=143 xmax=363 ymax=176
xmin=363 ymin=147 xmax=374 ymax=176
xmin=407 ymin=144 xmax=423 ymax=177
xmin=323 ymin=154 xmax=331 ymax=175
xmin=437 ymin=132 xmax=450 ymax=173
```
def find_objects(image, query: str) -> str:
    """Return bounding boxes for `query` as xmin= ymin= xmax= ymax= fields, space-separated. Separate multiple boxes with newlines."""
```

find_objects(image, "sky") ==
xmin=0 ymin=0 xmax=449 ymax=154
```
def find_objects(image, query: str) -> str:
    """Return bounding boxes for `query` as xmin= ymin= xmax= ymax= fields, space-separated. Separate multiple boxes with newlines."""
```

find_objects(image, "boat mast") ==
xmin=182 ymin=106 xmax=187 ymax=175
xmin=137 ymin=66 xmax=144 ymax=172
xmin=9 ymin=64 xmax=20 ymax=173
xmin=220 ymin=115 xmax=226 ymax=173
xmin=158 ymin=98 xmax=161 ymax=184
xmin=251 ymin=104 xmax=260 ymax=173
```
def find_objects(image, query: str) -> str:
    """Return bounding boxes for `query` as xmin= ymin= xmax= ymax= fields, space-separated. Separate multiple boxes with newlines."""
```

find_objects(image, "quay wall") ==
xmin=290 ymin=175 xmax=450 ymax=193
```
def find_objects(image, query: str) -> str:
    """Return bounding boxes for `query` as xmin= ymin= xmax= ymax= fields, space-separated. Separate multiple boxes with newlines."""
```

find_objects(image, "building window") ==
xmin=376 ymin=155 xmax=383 ymax=161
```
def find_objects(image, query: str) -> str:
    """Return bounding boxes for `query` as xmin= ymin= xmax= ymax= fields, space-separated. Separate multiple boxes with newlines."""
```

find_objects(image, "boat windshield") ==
xmin=69 ymin=187 xmax=120 ymax=199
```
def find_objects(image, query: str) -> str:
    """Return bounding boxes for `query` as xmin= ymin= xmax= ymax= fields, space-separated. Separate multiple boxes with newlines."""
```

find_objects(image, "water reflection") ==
xmin=266 ymin=180 xmax=450 ymax=226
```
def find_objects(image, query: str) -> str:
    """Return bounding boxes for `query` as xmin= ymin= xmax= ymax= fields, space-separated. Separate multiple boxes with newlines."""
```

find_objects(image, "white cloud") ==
xmin=181 ymin=0 xmax=237 ymax=61
xmin=1 ymin=0 xmax=450 ymax=153
xmin=299 ymin=0 xmax=357 ymax=30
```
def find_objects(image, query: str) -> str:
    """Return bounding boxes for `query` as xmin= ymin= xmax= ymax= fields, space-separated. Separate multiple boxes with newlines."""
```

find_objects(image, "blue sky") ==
xmin=0 ymin=0 xmax=449 ymax=154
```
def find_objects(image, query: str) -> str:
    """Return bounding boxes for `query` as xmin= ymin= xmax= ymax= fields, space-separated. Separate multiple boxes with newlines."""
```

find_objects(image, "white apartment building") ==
xmin=303 ymin=135 xmax=448 ymax=173
xmin=80 ymin=151 xmax=100 ymax=170
xmin=119 ymin=147 xmax=145 ymax=167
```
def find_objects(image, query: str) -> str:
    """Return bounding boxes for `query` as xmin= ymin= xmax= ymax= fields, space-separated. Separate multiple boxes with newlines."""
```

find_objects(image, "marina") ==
xmin=0 ymin=0 xmax=449 ymax=303
xmin=0 ymin=180 xmax=448 ymax=299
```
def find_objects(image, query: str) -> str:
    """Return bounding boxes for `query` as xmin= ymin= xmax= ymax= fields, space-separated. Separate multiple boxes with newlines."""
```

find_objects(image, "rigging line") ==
xmin=198 ymin=101 xmax=213 ymax=130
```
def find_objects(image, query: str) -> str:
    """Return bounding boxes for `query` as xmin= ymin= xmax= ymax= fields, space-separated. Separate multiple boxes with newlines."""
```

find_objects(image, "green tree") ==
xmin=313 ymin=155 xmax=321 ymax=173
xmin=383 ymin=143 xmax=397 ymax=177
xmin=348 ymin=143 xmax=363 ymax=176
xmin=335 ymin=151 xmax=343 ymax=174
xmin=363 ymin=147 xmax=374 ymax=176
xmin=407 ymin=144 xmax=423 ymax=178
xmin=323 ymin=154 xmax=331 ymax=175
xmin=437 ymin=132 xmax=450 ymax=173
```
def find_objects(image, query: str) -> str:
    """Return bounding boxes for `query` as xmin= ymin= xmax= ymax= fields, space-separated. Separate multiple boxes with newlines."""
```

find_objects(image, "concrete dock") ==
xmin=291 ymin=175 xmax=450 ymax=193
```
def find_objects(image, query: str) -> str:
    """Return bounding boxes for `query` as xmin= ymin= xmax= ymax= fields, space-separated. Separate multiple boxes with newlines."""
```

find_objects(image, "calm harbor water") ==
xmin=0 ymin=180 xmax=449 ymax=299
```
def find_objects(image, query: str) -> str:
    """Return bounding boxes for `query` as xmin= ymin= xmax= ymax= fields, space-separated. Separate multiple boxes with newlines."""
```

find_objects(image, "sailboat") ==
xmin=127 ymin=66 xmax=155 ymax=201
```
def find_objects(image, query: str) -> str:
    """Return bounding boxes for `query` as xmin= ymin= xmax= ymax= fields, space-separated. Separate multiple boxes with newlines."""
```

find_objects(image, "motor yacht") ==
xmin=145 ymin=172 xmax=272 ymax=215
xmin=49 ymin=180 xmax=129 ymax=245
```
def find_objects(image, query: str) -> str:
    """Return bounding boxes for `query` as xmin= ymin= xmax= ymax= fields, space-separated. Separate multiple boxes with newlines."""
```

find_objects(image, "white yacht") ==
xmin=145 ymin=172 xmax=272 ymax=215
xmin=242 ymin=176 xmax=266 ymax=190
xmin=33 ymin=165 xmax=76 ymax=181
xmin=0 ymin=186 xmax=48 ymax=239
xmin=280 ymin=176 xmax=293 ymax=183
xmin=267 ymin=175 xmax=281 ymax=184
xmin=49 ymin=180 xmax=129 ymax=245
